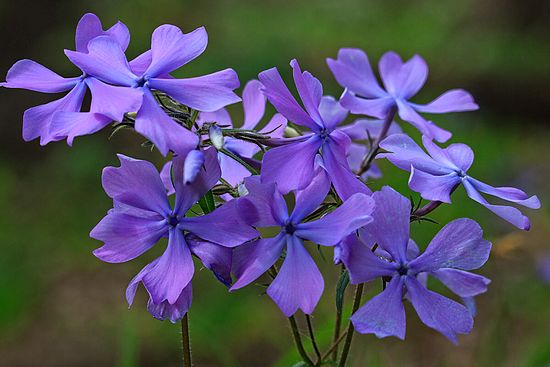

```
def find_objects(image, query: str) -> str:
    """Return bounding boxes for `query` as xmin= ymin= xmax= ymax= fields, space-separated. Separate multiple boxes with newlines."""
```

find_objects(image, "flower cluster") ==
xmin=3 ymin=12 xmax=541 ymax=365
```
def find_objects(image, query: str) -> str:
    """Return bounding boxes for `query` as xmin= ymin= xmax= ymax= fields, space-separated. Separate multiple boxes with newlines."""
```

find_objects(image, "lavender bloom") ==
xmin=90 ymin=148 xmax=258 ymax=322
xmin=341 ymin=186 xmax=491 ymax=343
xmin=197 ymin=79 xmax=287 ymax=186
xmin=258 ymin=59 xmax=370 ymax=199
xmin=0 ymin=13 xmax=132 ymax=145
xmin=64 ymin=23 xmax=241 ymax=155
xmin=379 ymin=134 xmax=541 ymax=230
xmin=338 ymin=118 xmax=402 ymax=179
xmin=327 ymin=48 xmax=478 ymax=142
xmin=231 ymin=172 xmax=374 ymax=316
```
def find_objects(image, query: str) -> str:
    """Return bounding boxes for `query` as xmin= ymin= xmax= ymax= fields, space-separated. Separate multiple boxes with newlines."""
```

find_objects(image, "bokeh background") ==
xmin=0 ymin=0 xmax=549 ymax=366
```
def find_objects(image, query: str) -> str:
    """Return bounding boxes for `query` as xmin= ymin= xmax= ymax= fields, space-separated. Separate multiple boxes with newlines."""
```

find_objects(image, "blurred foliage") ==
xmin=0 ymin=0 xmax=549 ymax=366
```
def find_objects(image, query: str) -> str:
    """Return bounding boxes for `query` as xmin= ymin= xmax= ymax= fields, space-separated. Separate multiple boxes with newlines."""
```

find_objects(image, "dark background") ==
xmin=0 ymin=0 xmax=549 ymax=366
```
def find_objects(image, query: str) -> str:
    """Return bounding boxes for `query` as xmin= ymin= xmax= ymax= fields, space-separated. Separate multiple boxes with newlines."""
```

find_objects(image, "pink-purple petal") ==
xmin=431 ymin=268 xmax=490 ymax=298
xmin=340 ymin=91 xmax=394 ymax=119
xmin=147 ymin=282 xmax=192 ymax=323
xmin=409 ymin=218 xmax=491 ymax=273
xmin=148 ymin=69 xmax=241 ymax=112
xmin=296 ymin=193 xmax=374 ymax=246
xmin=267 ymin=235 xmax=324 ymax=316
xmin=1 ymin=59 xmax=80 ymax=93
xmin=411 ymin=89 xmax=478 ymax=113
xmin=350 ymin=276 xmax=406 ymax=339
xmin=241 ymin=79 xmax=267 ymax=129
xmin=409 ymin=167 xmax=461 ymax=203
xmin=406 ymin=276 xmax=473 ymax=344
xmin=49 ymin=111 xmax=112 ymax=146
xmin=145 ymin=25 xmax=208 ymax=77
xmin=75 ymin=13 xmax=130 ymax=52
xmin=85 ymin=77 xmax=143 ymax=121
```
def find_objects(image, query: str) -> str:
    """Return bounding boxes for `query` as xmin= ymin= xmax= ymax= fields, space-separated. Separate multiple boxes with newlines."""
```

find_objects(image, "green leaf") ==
xmin=336 ymin=270 xmax=350 ymax=313
xmin=198 ymin=190 xmax=216 ymax=214
xmin=292 ymin=362 xmax=308 ymax=367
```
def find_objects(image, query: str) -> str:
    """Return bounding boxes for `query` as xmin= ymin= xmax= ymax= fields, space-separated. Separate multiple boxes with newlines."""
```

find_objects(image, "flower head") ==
xmin=341 ymin=186 xmax=491 ymax=343
xmin=327 ymin=49 xmax=478 ymax=142
xmin=379 ymin=134 xmax=541 ymax=230
xmin=258 ymin=59 xmax=369 ymax=199
xmin=90 ymin=148 xmax=258 ymax=321
xmin=231 ymin=171 xmax=374 ymax=316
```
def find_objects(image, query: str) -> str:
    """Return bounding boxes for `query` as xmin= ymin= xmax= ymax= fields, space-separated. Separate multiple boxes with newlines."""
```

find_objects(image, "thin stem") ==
xmin=357 ymin=106 xmax=397 ymax=176
xmin=412 ymin=200 xmax=443 ymax=218
xmin=288 ymin=315 xmax=315 ymax=366
xmin=305 ymin=314 xmax=322 ymax=363
xmin=331 ymin=264 xmax=345 ymax=361
xmin=181 ymin=314 xmax=192 ymax=367
xmin=338 ymin=283 xmax=364 ymax=367
xmin=319 ymin=331 xmax=348 ymax=365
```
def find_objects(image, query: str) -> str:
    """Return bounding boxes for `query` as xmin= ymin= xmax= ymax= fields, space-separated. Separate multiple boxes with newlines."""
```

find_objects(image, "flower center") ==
xmin=397 ymin=264 xmax=409 ymax=276
xmin=133 ymin=76 xmax=150 ymax=88
xmin=166 ymin=214 xmax=179 ymax=228
xmin=318 ymin=128 xmax=330 ymax=140
xmin=283 ymin=221 xmax=296 ymax=235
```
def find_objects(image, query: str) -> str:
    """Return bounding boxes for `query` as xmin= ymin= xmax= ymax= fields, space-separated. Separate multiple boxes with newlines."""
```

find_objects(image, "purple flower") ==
xmin=197 ymin=79 xmax=288 ymax=186
xmin=231 ymin=172 xmax=374 ymax=316
xmin=258 ymin=59 xmax=370 ymax=199
xmin=1 ymin=13 xmax=131 ymax=145
xmin=63 ymin=23 xmax=241 ymax=155
xmin=379 ymin=133 xmax=541 ymax=230
xmin=90 ymin=148 xmax=258 ymax=322
xmin=327 ymin=48 xmax=479 ymax=142
xmin=338 ymin=118 xmax=402 ymax=180
xmin=341 ymin=186 xmax=491 ymax=343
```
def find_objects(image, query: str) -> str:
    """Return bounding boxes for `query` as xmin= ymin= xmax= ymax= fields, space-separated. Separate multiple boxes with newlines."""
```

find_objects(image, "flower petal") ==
xmin=260 ymin=135 xmax=321 ymax=194
xmin=296 ymin=193 xmax=374 ymax=246
xmin=1 ymin=59 xmax=80 ymax=92
xmin=326 ymin=48 xmax=386 ymax=98
xmin=411 ymin=89 xmax=478 ymax=113
xmin=339 ymin=234 xmax=398 ymax=284
xmin=65 ymin=36 xmax=136 ymax=86
xmin=350 ymin=276 xmax=406 ymax=339
xmin=49 ymin=111 xmax=112 ymax=146
xmin=267 ymin=236 xmax=324 ymax=316
xmin=145 ymin=25 xmax=208 ymax=77
xmin=181 ymin=199 xmax=259 ymax=247
xmin=239 ymin=177 xmax=286 ymax=227
xmin=231 ymin=233 xmax=286 ymax=290
xmin=290 ymin=59 xmax=324 ymax=126
xmin=187 ymin=234 xmax=233 ymax=286
xmin=338 ymin=118 xmax=401 ymax=141
xmin=142 ymin=228 xmax=194 ymax=304
xmin=397 ymin=54 xmax=428 ymax=99
xmin=365 ymin=186 xmax=411 ymax=263
xmin=22 ymin=81 xmax=87 ymax=144
xmin=318 ymin=96 xmax=348 ymax=131
xmin=396 ymin=100 xmax=452 ymax=143
xmin=86 ymin=77 xmax=143 ymax=121
xmin=409 ymin=218 xmax=491 ymax=272
xmin=160 ymin=161 xmax=175 ymax=195
xmin=102 ymin=154 xmax=171 ymax=215
xmin=462 ymin=179 xmax=533 ymax=230
xmin=91 ymin=212 xmax=167 ymax=263
xmin=75 ymin=13 xmax=130 ymax=52
xmin=322 ymin=132 xmax=372 ymax=200
xmin=290 ymin=165 xmax=331 ymax=222
xmin=467 ymin=177 xmax=540 ymax=209
xmin=431 ymin=269 xmax=491 ymax=298
xmin=148 ymin=69 xmax=241 ymax=112
xmin=340 ymin=91 xmax=394 ymax=119
xmin=147 ymin=282 xmax=192 ymax=323
xmin=241 ymin=79 xmax=267 ymax=129
xmin=135 ymin=89 xmax=199 ymax=156
xmin=406 ymin=276 xmax=473 ymax=344
xmin=378 ymin=133 xmax=452 ymax=175
xmin=409 ymin=166 xmax=461 ymax=203
xmin=258 ymin=66 xmax=319 ymax=130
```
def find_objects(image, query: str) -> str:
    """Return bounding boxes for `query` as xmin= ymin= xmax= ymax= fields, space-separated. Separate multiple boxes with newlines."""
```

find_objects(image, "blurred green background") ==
xmin=0 ymin=0 xmax=549 ymax=366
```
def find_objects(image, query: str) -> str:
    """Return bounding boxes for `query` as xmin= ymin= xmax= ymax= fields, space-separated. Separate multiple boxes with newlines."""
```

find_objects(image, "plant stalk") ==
xmin=181 ymin=314 xmax=192 ymax=367
xmin=338 ymin=283 xmax=364 ymax=367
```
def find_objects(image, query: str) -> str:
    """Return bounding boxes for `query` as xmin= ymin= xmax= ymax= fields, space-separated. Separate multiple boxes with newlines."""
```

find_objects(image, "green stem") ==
xmin=357 ymin=106 xmax=397 ymax=176
xmin=320 ymin=331 xmax=348 ymax=365
xmin=305 ymin=314 xmax=322 ymax=363
xmin=338 ymin=283 xmax=364 ymax=367
xmin=181 ymin=314 xmax=192 ymax=367
xmin=288 ymin=315 xmax=315 ymax=366
xmin=331 ymin=265 xmax=346 ymax=361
